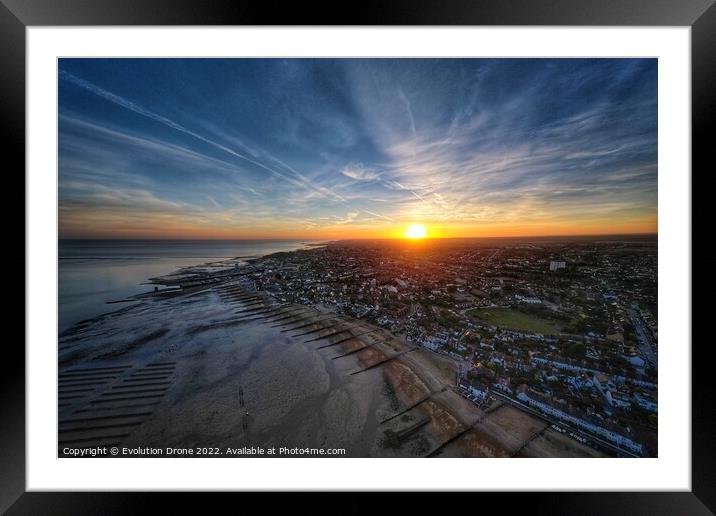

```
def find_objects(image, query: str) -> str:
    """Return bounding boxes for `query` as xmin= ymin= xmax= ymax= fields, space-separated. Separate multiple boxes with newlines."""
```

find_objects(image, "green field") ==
xmin=466 ymin=307 xmax=563 ymax=335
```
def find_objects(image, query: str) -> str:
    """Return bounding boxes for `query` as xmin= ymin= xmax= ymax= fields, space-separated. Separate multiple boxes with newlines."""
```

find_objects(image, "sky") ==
xmin=58 ymin=58 xmax=657 ymax=240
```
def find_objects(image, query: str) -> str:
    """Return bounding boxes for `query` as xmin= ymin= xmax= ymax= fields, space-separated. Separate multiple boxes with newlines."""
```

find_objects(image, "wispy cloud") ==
xmin=59 ymin=70 xmax=349 ymax=205
xmin=397 ymin=87 xmax=417 ymax=140
xmin=340 ymin=163 xmax=381 ymax=182
xmin=58 ymin=58 xmax=657 ymax=238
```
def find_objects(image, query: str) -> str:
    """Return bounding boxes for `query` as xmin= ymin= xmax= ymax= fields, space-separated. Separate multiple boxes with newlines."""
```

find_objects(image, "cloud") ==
xmin=397 ymin=87 xmax=417 ymax=140
xmin=362 ymin=209 xmax=395 ymax=222
xmin=58 ymin=59 xmax=657 ymax=238
xmin=335 ymin=211 xmax=360 ymax=224
xmin=59 ymin=70 xmax=350 ymax=205
xmin=340 ymin=164 xmax=381 ymax=182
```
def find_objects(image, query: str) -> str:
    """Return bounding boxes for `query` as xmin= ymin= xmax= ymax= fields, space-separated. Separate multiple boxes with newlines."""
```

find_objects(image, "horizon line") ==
xmin=59 ymin=232 xmax=658 ymax=242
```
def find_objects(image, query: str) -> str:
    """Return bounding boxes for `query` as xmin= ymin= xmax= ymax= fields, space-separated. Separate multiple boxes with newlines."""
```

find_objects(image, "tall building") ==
xmin=550 ymin=260 xmax=566 ymax=271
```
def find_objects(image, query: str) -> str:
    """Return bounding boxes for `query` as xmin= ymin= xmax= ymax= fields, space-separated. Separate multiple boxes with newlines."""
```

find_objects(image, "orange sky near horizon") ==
xmin=59 ymin=215 xmax=657 ymax=241
xmin=59 ymin=59 xmax=658 ymax=243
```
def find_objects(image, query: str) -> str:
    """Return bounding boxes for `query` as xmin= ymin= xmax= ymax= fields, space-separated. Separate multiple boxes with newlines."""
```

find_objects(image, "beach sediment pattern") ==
xmin=58 ymin=362 xmax=176 ymax=453
xmin=58 ymin=279 xmax=604 ymax=458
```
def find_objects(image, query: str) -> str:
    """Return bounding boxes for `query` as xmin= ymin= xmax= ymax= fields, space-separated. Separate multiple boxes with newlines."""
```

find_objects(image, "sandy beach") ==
xmin=58 ymin=273 xmax=603 ymax=458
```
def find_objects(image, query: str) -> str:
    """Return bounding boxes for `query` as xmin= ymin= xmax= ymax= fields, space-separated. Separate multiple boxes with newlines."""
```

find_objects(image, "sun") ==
xmin=405 ymin=224 xmax=428 ymax=239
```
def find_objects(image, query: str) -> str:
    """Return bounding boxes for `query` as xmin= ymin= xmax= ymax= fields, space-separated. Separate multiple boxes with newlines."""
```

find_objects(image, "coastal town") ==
xmin=56 ymin=58 xmax=662 ymax=462
xmin=223 ymin=236 xmax=659 ymax=457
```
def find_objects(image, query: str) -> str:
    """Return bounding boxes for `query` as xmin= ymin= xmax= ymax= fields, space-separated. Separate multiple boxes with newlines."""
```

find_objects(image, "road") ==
xmin=628 ymin=307 xmax=657 ymax=367
xmin=491 ymin=391 xmax=641 ymax=458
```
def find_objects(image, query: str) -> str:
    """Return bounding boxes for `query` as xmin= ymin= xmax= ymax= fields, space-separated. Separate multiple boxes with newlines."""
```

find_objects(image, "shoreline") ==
xmin=58 ymin=257 xmax=605 ymax=458
xmin=58 ymin=240 xmax=325 ymax=334
xmin=58 ymin=238 xmax=652 ymax=458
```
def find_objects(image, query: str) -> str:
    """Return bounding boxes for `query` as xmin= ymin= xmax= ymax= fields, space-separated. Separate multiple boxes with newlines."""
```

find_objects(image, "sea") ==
xmin=58 ymin=240 xmax=315 ymax=334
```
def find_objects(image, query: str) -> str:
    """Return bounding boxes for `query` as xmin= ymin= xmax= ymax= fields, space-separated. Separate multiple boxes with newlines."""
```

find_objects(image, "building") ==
xmin=550 ymin=260 xmax=566 ymax=272
xmin=516 ymin=294 xmax=542 ymax=304
xmin=516 ymin=392 xmax=642 ymax=455
xmin=421 ymin=332 xmax=450 ymax=351
xmin=633 ymin=393 xmax=658 ymax=412
xmin=461 ymin=383 xmax=490 ymax=403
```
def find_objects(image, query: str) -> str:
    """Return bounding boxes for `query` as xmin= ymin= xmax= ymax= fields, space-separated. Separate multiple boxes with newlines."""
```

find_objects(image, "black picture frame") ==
xmin=3 ymin=0 xmax=710 ymax=512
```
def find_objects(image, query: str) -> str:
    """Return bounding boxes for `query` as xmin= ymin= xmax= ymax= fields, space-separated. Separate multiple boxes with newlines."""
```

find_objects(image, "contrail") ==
xmin=60 ymin=70 xmax=395 ymax=224
xmin=59 ymin=71 xmax=342 ymax=202
xmin=363 ymin=209 xmax=395 ymax=222
xmin=397 ymin=87 xmax=417 ymax=140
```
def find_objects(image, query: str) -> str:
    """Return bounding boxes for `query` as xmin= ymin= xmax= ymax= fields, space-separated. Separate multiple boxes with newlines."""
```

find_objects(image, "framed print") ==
xmin=3 ymin=0 xmax=712 ymax=511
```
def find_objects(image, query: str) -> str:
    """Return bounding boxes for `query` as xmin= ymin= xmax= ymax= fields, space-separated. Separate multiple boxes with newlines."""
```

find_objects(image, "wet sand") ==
xmin=58 ymin=280 xmax=603 ymax=458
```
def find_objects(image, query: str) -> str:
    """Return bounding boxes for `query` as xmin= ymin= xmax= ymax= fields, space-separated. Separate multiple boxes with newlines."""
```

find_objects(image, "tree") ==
xmin=566 ymin=342 xmax=586 ymax=358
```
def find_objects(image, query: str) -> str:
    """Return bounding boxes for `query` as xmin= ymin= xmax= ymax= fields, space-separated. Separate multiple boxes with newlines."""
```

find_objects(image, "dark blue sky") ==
xmin=58 ymin=58 xmax=657 ymax=239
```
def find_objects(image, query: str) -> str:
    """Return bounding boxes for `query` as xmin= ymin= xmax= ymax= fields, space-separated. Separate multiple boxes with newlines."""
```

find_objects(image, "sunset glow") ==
xmin=58 ymin=59 xmax=657 ymax=240
xmin=405 ymin=224 xmax=428 ymax=239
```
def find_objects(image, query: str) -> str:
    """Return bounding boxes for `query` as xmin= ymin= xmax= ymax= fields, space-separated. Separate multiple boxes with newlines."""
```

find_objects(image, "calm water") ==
xmin=59 ymin=240 xmax=314 ymax=334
